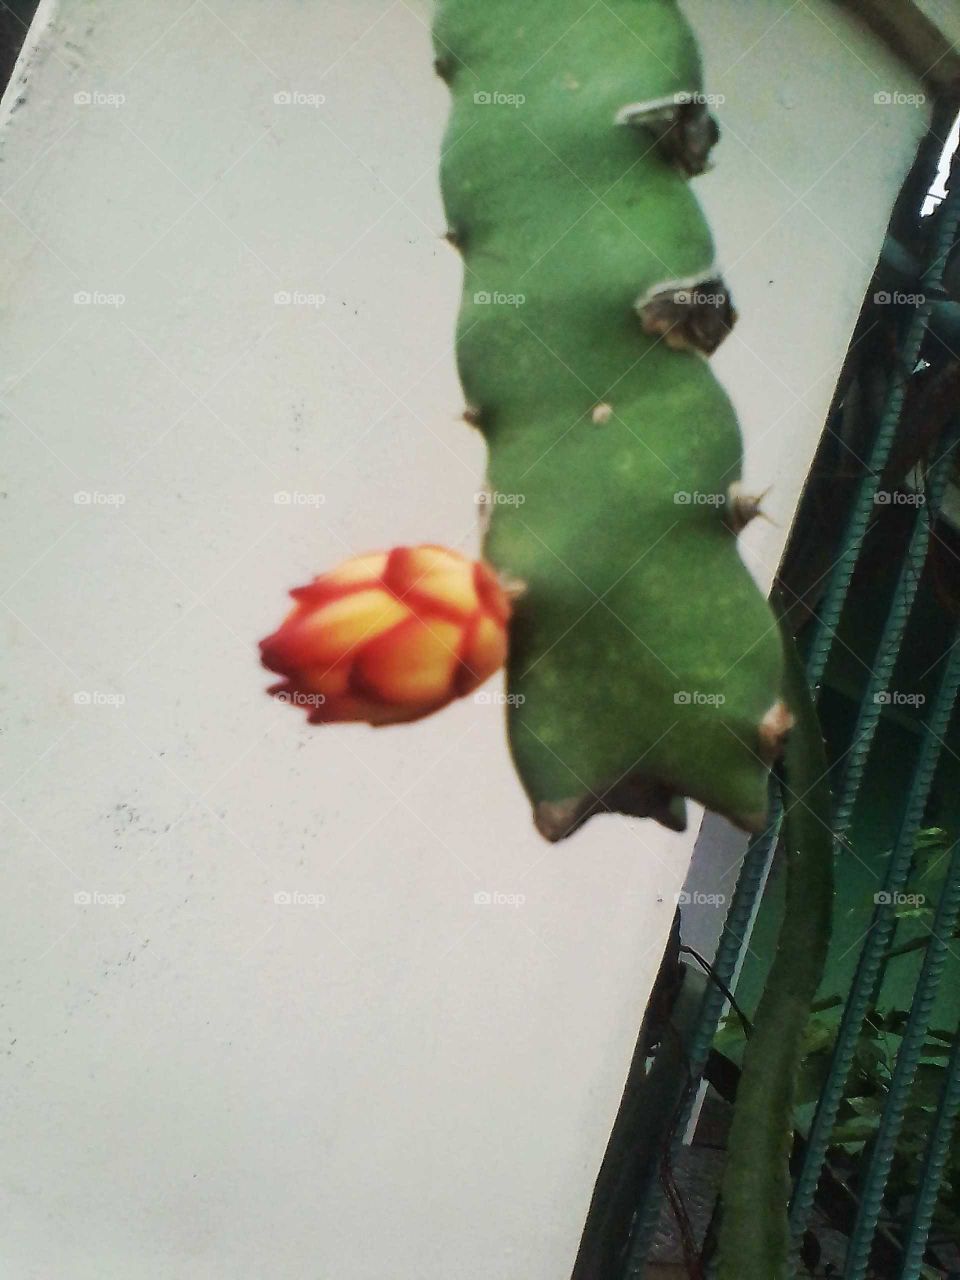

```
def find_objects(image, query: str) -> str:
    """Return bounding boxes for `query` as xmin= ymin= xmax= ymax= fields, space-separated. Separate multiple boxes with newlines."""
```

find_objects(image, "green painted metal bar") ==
xmin=624 ymin=145 xmax=960 ymax=1280
xmin=631 ymin=200 xmax=960 ymax=1280
xmin=788 ymin=628 xmax=960 ymax=1251
xmin=831 ymin=440 xmax=957 ymax=840
xmin=804 ymin=189 xmax=960 ymax=692
xmin=786 ymin=182 xmax=960 ymax=1263
xmin=843 ymin=836 xmax=960 ymax=1277
xmin=898 ymin=1020 xmax=960 ymax=1280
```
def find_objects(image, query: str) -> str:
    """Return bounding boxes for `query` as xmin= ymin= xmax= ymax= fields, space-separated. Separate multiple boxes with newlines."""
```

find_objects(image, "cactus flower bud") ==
xmin=260 ymin=545 xmax=511 ymax=725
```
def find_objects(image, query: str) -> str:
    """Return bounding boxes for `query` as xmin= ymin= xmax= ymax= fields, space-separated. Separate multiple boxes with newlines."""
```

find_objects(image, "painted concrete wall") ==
xmin=0 ymin=2 xmax=928 ymax=1277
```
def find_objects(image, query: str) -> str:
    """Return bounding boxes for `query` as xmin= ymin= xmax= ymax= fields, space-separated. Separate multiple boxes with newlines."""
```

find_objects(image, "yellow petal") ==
xmin=325 ymin=552 xmax=389 ymax=588
xmin=299 ymin=589 xmax=408 ymax=663
xmin=393 ymin=545 xmax=478 ymax=615
xmin=357 ymin=616 xmax=462 ymax=705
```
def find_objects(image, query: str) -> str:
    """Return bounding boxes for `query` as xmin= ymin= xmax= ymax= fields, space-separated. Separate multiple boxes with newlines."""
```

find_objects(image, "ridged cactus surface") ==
xmin=435 ymin=0 xmax=786 ymax=839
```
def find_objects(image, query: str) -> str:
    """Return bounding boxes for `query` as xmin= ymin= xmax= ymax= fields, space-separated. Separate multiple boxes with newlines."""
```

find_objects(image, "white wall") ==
xmin=0 ymin=2 xmax=928 ymax=1276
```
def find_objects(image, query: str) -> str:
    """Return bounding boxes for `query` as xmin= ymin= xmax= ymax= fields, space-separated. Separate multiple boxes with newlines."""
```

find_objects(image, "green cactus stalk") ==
xmin=434 ymin=0 xmax=786 ymax=839
xmin=717 ymin=596 xmax=834 ymax=1280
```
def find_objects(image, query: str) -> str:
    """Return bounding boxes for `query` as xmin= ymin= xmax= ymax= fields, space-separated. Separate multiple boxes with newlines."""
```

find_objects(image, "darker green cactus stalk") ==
xmin=434 ymin=0 xmax=786 ymax=839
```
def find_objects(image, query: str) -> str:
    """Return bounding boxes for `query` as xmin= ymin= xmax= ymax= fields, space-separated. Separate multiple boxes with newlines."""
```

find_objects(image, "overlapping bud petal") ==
xmin=260 ymin=546 xmax=511 ymax=725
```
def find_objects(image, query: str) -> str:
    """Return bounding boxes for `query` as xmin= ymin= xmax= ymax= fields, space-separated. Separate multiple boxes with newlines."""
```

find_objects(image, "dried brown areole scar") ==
xmin=615 ymin=94 xmax=719 ymax=176
xmin=535 ymin=776 xmax=689 ymax=842
xmin=758 ymin=700 xmax=795 ymax=764
xmin=636 ymin=276 xmax=737 ymax=354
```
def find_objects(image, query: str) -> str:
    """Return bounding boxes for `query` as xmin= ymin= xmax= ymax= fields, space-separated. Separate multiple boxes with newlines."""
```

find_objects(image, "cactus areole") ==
xmin=434 ymin=0 xmax=787 ymax=840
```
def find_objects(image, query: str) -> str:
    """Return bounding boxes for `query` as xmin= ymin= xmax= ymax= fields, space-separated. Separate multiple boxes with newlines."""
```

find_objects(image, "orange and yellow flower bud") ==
xmin=260 ymin=545 xmax=511 ymax=725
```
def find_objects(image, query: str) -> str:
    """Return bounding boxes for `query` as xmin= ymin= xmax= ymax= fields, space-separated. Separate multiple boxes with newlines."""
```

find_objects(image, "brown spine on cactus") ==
xmin=725 ymin=483 xmax=773 ymax=534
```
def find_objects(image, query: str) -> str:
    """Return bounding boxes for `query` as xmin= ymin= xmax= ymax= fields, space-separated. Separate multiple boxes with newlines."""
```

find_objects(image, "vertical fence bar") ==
xmin=624 ymin=145 xmax=960 ymax=1280
xmin=898 ymin=1022 xmax=960 ymax=1280
xmin=843 ymin=837 xmax=960 ymax=1278
xmin=785 ymin=180 xmax=960 ymax=1263
xmin=788 ymin=631 xmax=960 ymax=1251
xmin=804 ymin=189 xmax=960 ymax=692
xmin=830 ymin=436 xmax=957 ymax=840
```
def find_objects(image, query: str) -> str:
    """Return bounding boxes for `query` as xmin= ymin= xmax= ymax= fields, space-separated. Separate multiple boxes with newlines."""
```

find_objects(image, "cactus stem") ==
xmin=636 ymin=273 xmax=736 ymax=354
